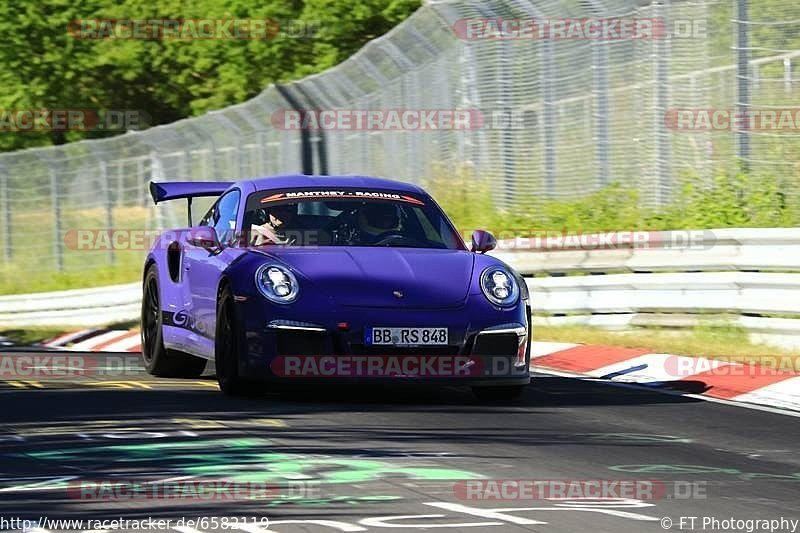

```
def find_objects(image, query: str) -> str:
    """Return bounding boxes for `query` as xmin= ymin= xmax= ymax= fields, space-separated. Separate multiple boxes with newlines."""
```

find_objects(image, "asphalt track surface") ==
xmin=1 ymin=351 xmax=799 ymax=533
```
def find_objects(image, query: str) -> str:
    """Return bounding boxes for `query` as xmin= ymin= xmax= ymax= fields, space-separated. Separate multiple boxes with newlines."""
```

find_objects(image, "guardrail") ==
xmin=491 ymin=228 xmax=800 ymax=349
xmin=0 ymin=283 xmax=139 ymax=328
xmin=490 ymin=228 xmax=800 ymax=274
xmin=2 ymin=228 xmax=799 ymax=349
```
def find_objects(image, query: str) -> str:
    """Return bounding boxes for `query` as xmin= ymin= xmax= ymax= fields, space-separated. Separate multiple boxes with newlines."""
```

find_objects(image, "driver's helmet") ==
xmin=252 ymin=208 xmax=269 ymax=225
xmin=358 ymin=202 xmax=401 ymax=236
xmin=268 ymin=203 xmax=297 ymax=225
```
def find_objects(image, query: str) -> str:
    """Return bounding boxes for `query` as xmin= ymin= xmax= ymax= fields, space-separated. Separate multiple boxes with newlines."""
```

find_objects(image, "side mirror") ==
xmin=187 ymin=227 xmax=222 ymax=254
xmin=471 ymin=230 xmax=497 ymax=253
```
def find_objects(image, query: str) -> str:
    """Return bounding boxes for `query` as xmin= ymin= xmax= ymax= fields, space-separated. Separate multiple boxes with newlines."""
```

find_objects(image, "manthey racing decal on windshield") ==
xmin=260 ymin=190 xmax=425 ymax=205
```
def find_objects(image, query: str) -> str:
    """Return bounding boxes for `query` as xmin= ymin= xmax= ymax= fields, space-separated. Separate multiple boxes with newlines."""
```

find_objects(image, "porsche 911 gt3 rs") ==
xmin=141 ymin=175 xmax=531 ymax=399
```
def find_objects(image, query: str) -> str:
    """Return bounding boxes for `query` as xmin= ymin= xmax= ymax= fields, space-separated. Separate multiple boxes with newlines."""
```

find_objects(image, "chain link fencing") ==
xmin=0 ymin=0 xmax=798 ymax=286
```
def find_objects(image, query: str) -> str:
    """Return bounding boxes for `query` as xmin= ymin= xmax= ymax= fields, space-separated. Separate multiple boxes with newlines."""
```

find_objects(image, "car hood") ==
xmin=249 ymin=247 xmax=475 ymax=309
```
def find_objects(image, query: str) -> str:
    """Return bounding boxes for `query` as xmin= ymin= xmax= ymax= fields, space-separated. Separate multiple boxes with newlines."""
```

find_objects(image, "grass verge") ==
xmin=0 ymin=327 xmax=66 ymax=345
xmin=0 ymin=320 xmax=140 ymax=346
xmin=535 ymin=324 xmax=798 ymax=369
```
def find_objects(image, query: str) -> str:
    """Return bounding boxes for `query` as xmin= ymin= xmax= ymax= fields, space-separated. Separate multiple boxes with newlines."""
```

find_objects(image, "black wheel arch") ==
xmin=143 ymin=257 xmax=157 ymax=281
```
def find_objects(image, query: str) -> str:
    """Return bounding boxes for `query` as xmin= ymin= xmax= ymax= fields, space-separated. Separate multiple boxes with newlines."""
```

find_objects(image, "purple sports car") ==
xmin=142 ymin=175 xmax=531 ymax=399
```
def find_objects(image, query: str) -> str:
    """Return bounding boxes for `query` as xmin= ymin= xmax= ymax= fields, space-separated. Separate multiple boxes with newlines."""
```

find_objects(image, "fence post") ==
xmin=499 ymin=40 xmax=516 ymax=209
xmin=541 ymin=40 xmax=557 ymax=196
xmin=654 ymin=0 xmax=672 ymax=205
xmin=100 ymin=159 xmax=114 ymax=265
xmin=150 ymin=150 xmax=165 ymax=230
xmin=137 ymin=157 xmax=146 ymax=207
xmin=404 ymin=72 xmax=424 ymax=181
xmin=275 ymin=84 xmax=314 ymax=175
xmin=784 ymin=57 xmax=792 ymax=93
xmin=592 ymin=41 xmax=610 ymax=188
xmin=116 ymin=161 xmax=125 ymax=207
xmin=294 ymin=84 xmax=328 ymax=176
xmin=736 ymin=0 xmax=751 ymax=170
xmin=585 ymin=0 xmax=611 ymax=189
xmin=50 ymin=165 xmax=63 ymax=271
xmin=1 ymin=171 xmax=10 ymax=262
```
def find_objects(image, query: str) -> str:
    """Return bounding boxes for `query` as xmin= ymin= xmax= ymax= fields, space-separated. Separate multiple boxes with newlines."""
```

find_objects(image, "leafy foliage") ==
xmin=427 ymin=166 xmax=797 ymax=234
xmin=0 ymin=0 xmax=421 ymax=151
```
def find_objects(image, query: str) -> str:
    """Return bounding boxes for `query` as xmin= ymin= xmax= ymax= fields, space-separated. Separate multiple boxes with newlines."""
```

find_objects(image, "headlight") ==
xmin=255 ymin=264 xmax=299 ymax=304
xmin=480 ymin=266 xmax=520 ymax=307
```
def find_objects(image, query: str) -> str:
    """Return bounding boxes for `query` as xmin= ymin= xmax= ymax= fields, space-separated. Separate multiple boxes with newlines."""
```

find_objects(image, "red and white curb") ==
xmin=532 ymin=341 xmax=800 ymax=413
xmin=43 ymin=329 xmax=142 ymax=352
xmin=41 ymin=332 xmax=800 ymax=412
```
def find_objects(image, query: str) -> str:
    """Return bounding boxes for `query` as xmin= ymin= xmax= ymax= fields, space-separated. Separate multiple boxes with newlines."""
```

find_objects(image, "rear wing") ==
xmin=149 ymin=181 xmax=234 ymax=226
xmin=149 ymin=181 xmax=232 ymax=204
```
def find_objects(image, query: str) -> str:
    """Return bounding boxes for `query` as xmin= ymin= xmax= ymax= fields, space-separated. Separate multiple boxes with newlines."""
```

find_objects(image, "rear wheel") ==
xmin=472 ymin=385 xmax=525 ymax=402
xmin=141 ymin=265 xmax=206 ymax=378
xmin=215 ymin=284 xmax=251 ymax=395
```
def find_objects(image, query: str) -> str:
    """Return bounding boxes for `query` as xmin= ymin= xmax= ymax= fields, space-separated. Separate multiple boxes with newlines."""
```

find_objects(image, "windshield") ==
xmin=243 ymin=188 xmax=464 ymax=250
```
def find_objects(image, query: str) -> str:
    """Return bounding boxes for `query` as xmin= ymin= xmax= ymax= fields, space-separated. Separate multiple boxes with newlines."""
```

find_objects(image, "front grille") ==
xmin=472 ymin=333 xmax=519 ymax=356
xmin=350 ymin=344 xmax=461 ymax=356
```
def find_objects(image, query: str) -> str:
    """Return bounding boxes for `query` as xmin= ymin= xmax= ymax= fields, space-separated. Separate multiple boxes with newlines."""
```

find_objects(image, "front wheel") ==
xmin=215 ymin=284 xmax=251 ymax=395
xmin=472 ymin=385 xmax=525 ymax=402
xmin=141 ymin=265 xmax=206 ymax=378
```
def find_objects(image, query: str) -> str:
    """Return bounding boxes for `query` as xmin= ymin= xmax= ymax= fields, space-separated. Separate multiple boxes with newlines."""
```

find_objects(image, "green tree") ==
xmin=0 ymin=0 xmax=420 ymax=151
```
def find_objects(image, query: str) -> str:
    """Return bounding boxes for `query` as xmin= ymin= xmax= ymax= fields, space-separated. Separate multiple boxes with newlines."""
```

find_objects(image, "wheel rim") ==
xmin=142 ymin=276 xmax=160 ymax=363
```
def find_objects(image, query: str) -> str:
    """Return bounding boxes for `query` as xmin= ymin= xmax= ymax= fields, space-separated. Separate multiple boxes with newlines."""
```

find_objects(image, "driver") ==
xmin=356 ymin=202 xmax=402 ymax=245
xmin=251 ymin=203 xmax=331 ymax=246
xmin=251 ymin=203 xmax=303 ymax=245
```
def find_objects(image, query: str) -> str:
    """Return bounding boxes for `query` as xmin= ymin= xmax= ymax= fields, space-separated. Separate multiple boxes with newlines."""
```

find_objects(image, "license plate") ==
xmin=367 ymin=327 xmax=448 ymax=346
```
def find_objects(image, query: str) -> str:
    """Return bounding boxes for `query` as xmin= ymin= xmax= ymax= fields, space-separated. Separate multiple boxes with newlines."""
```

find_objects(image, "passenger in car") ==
xmin=251 ymin=204 xmax=330 ymax=246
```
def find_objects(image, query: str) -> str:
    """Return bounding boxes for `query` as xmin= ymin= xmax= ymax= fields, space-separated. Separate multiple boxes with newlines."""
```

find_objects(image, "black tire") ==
xmin=215 ymin=284 xmax=251 ymax=395
xmin=472 ymin=385 xmax=526 ymax=402
xmin=141 ymin=265 xmax=206 ymax=378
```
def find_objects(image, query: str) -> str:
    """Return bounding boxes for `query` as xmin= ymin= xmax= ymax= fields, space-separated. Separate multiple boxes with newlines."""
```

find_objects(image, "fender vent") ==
xmin=167 ymin=242 xmax=181 ymax=282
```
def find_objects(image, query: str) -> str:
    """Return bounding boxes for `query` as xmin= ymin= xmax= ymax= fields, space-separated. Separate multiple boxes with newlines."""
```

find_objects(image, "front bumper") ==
xmin=235 ymin=300 xmax=531 ymax=386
